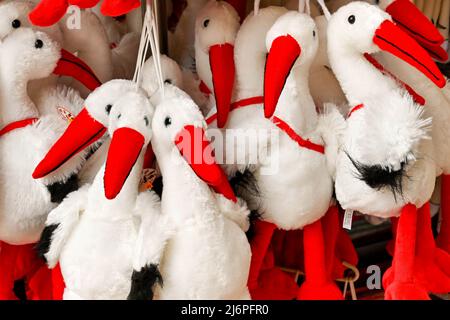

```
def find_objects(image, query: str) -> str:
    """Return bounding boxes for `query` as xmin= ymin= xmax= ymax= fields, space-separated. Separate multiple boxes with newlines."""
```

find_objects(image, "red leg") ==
xmin=0 ymin=242 xmax=19 ymax=300
xmin=437 ymin=174 xmax=450 ymax=253
xmin=29 ymin=0 xmax=69 ymax=27
xmin=384 ymin=204 xmax=429 ymax=300
xmin=415 ymin=203 xmax=450 ymax=293
xmin=298 ymin=218 xmax=343 ymax=300
xmin=248 ymin=220 xmax=276 ymax=291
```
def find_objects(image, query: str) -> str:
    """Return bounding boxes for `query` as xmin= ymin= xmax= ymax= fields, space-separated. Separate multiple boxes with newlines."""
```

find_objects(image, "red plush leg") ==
xmin=248 ymin=220 xmax=276 ymax=291
xmin=51 ymin=264 xmax=65 ymax=300
xmin=0 ymin=242 xmax=20 ymax=300
xmin=68 ymin=0 xmax=101 ymax=9
xmin=29 ymin=0 xmax=69 ymax=27
xmin=414 ymin=203 xmax=450 ymax=293
xmin=100 ymin=0 xmax=141 ymax=17
xmin=384 ymin=204 xmax=429 ymax=300
xmin=437 ymin=174 xmax=450 ymax=253
xmin=26 ymin=263 xmax=53 ymax=300
xmin=298 ymin=219 xmax=343 ymax=300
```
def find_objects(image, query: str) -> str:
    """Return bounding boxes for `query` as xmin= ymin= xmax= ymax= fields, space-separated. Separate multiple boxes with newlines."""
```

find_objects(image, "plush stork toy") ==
xmin=327 ymin=2 xmax=449 ymax=299
xmin=29 ymin=0 xmax=141 ymax=27
xmin=128 ymin=85 xmax=252 ymax=300
xmin=0 ymin=27 xmax=101 ymax=299
xmin=36 ymin=88 xmax=158 ymax=300
xmin=194 ymin=0 xmax=241 ymax=128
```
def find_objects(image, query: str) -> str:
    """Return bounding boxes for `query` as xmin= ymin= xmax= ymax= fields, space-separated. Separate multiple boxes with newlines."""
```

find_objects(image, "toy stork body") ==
xmin=128 ymin=85 xmax=252 ymax=300
xmin=37 ymin=88 xmax=157 ymax=300
xmin=328 ymin=2 xmax=449 ymax=299
xmin=0 ymin=26 xmax=100 ymax=299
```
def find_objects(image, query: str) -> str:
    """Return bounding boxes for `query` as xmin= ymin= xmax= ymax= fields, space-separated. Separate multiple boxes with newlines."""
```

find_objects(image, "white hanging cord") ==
xmin=148 ymin=0 xmax=165 ymax=98
xmin=316 ymin=0 xmax=331 ymax=20
xmin=133 ymin=7 xmax=151 ymax=86
xmin=254 ymin=0 xmax=260 ymax=16
xmin=298 ymin=0 xmax=311 ymax=15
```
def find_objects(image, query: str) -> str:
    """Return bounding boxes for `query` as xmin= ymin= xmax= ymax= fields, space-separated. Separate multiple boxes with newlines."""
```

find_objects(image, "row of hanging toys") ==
xmin=192 ymin=0 xmax=358 ymax=300
xmin=0 ymin=1 xmax=104 ymax=299
xmin=317 ymin=1 xmax=450 ymax=299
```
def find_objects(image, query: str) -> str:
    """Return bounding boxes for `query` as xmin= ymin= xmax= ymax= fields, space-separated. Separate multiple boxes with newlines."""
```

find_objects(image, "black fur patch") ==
xmin=246 ymin=210 xmax=263 ymax=241
xmin=35 ymin=224 xmax=59 ymax=263
xmin=46 ymin=175 xmax=78 ymax=204
xmin=127 ymin=264 xmax=163 ymax=300
xmin=152 ymin=176 xmax=163 ymax=198
xmin=13 ymin=279 xmax=27 ymax=300
xmin=229 ymin=169 xmax=260 ymax=199
xmin=347 ymin=153 xmax=407 ymax=201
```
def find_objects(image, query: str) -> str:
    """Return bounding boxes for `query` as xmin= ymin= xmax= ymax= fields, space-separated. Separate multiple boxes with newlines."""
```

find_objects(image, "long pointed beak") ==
xmin=29 ymin=0 xmax=68 ymax=27
xmin=33 ymin=109 xmax=106 ymax=179
xmin=209 ymin=43 xmax=235 ymax=128
xmin=54 ymin=49 xmax=102 ymax=91
xmin=104 ymin=127 xmax=145 ymax=200
xmin=101 ymin=0 xmax=141 ymax=17
xmin=374 ymin=20 xmax=446 ymax=88
xmin=385 ymin=0 xmax=447 ymax=61
xmin=175 ymin=125 xmax=236 ymax=202
xmin=264 ymin=35 xmax=301 ymax=119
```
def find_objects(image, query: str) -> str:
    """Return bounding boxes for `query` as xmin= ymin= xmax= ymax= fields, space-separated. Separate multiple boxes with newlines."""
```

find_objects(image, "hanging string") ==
xmin=254 ymin=0 xmax=260 ymax=16
xmin=315 ymin=0 xmax=331 ymax=20
xmin=305 ymin=0 xmax=311 ymax=15
xmin=133 ymin=7 xmax=151 ymax=86
xmin=148 ymin=0 xmax=165 ymax=98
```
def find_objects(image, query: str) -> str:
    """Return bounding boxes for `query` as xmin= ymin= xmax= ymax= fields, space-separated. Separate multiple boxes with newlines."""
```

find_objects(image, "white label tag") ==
xmin=343 ymin=209 xmax=354 ymax=230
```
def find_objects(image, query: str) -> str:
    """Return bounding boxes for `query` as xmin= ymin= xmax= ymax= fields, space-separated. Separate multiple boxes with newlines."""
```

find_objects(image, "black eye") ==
xmin=105 ymin=104 xmax=112 ymax=115
xmin=375 ymin=0 xmax=380 ymax=4
xmin=164 ymin=116 xmax=172 ymax=127
xmin=348 ymin=15 xmax=356 ymax=24
xmin=144 ymin=116 xmax=149 ymax=127
xmin=117 ymin=114 xmax=121 ymax=119
xmin=12 ymin=19 xmax=21 ymax=29
xmin=203 ymin=19 xmax=210 ymax=28
xmin=164 ymin=79 xmax=172 ymax=85
xmin=313 ymin=30 xmax=316 ymax=37
xmin=35 ymin=39 xmax=44 ymax=49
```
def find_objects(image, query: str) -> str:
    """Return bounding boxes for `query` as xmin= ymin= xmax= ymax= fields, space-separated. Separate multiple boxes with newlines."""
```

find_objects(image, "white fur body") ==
xmin=154 ymin=153 xmax=251 ymax=300
xmin=0 ymin=27 xmax=85 ymax=244
xmin=329 ymin=3 xmax=436 ymax=218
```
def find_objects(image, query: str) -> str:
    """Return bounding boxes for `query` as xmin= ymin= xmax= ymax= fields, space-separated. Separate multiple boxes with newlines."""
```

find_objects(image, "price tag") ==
xmin=343 ymin=209 xmax=354 ymax=230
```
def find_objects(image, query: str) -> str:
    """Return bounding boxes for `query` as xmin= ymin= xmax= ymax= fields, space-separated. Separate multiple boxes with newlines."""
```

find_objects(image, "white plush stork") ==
xmin=259 ymin=9 xmax=348 ymax=300
xmin=128 ymin=85 xmax=252 ymax=300
xmin=0 ymin=27 xmax=100 ymax=299
xmin=327 ymin=2 xmax=449 ymax=299
xmin=194 ymin=0 xmax=240 ymax=128
xmin=36 ymin=87 xmax=158 ymax=300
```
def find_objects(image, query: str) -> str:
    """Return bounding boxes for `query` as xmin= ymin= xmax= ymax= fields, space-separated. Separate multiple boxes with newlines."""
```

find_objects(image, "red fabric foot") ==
xmin=26 ymin=263 xmax=53 ymax=300
xmin=437 ymin=174 xmax=450 ymax=253
xmin=100 ymin=0 xmax=141 ymax=17
xmin=297 ymin=281 xmax=343 ymax=300
xmin=385 ymin=281 xmax=430 ymax=300
xmin=51 ymin=264 xmax=65 ymax=300
xmin=29 ymin=0 xmax=69 ymax=27
xmin=298 ymin=218 xmax=343 ymax=300
xmin=251 ymin=267 xmax=298 ymax=300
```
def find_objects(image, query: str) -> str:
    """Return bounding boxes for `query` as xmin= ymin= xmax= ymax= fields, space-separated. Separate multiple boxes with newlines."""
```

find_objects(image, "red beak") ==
xmin=385 ymin=0 xmax=448 ymax=62
xmin=54 ymin=49 xmax=102 ymax=91
xmin=374 ymin=20 xmax=446 ymax=88
xmin=33 ymin=108 xmax=107 ymax=179
xmin=104 ymin=127 xmax=145 ymax=200
xmin=175 ymin=125 xmax=237 ymax=202
xmin=29 ymin=0 xmax=69 ymax=27
xmin=101 ymin=0 xmax=141 ymax=17
xmin=264 ymin=35 xmax=301 ymax=119
xmin=209 ymin=43 xmax=236 ymax=128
